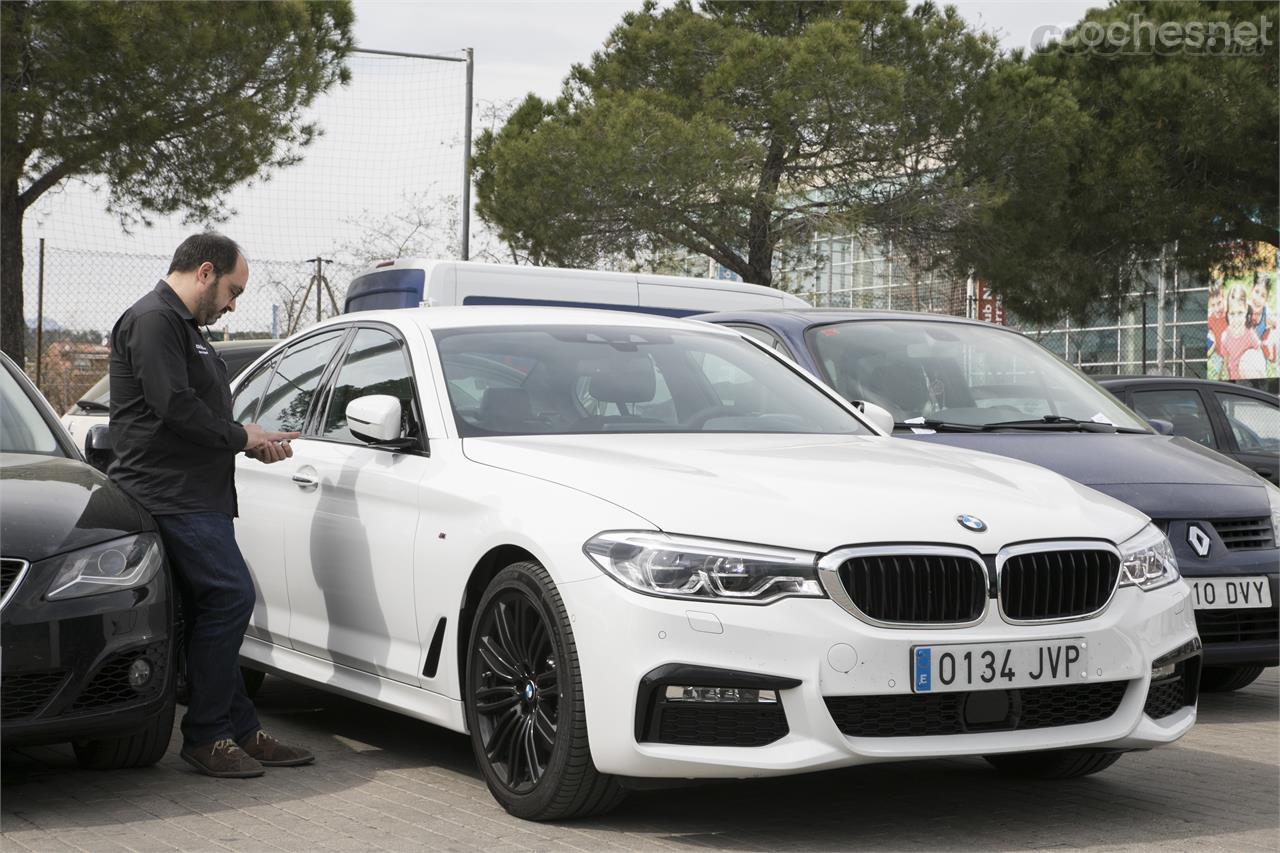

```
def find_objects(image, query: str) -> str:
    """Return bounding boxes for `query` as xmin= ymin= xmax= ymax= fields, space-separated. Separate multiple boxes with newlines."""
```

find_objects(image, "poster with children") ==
xmin=1206 ymin=243 xmax=1278 ymax=381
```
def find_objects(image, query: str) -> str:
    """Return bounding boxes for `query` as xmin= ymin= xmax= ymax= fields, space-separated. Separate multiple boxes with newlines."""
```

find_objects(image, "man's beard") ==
xmin=196 ymin=282 xmax=223 ymax=325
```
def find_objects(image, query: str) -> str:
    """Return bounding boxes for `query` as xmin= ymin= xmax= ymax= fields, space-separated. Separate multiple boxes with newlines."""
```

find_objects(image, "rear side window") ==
xmin=1130 ymin=389 xmax=1216 ymax=448
xmin=256 ymin=330 xmax=346 ymax=433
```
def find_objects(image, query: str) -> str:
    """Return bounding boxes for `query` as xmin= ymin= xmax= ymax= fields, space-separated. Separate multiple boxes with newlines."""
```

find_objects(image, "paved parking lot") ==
xmin=4 ymin=669 xmax=1277 ymax=852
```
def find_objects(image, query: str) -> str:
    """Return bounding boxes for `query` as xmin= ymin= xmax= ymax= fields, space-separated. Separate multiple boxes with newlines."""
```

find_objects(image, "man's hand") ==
xmin=246 ymin=439 xmax=294 ymax=464
xmin=242 ymin=423 xmax=300 ymax=451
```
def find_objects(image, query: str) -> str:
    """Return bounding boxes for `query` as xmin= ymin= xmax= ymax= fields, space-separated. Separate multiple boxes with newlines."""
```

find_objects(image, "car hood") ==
xmin=0 ymin=454 xmax=152 ymax=563
xmin=462 ymin=434 xmax=1148 ymax=553
xmin=905 ymin=433 xmax=1271 ymax=519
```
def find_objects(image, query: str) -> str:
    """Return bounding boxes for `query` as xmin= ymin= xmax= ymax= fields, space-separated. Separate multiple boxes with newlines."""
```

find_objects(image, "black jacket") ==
xmin=107 ymin=281 xmax=248 ymax=516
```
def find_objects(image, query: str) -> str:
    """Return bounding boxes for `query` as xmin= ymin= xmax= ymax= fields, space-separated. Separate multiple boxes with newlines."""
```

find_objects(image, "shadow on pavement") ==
xmin=3 ymin=671 xmax=1277 ymax=850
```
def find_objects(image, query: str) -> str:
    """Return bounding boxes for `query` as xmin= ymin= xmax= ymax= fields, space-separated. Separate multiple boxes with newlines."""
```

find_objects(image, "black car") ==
xmin=1098 ymin=376 xmax=1279 ymax=485
xmin=697 ymin=309 xmax=1280 ymax=692
xmin=1 ymin=353 xmax=175 ymax=767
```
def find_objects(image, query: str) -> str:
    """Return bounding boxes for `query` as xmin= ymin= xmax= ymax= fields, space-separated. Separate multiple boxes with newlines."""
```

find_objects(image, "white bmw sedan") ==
xmin=230 ymin=307 xmax=1200 ymax=820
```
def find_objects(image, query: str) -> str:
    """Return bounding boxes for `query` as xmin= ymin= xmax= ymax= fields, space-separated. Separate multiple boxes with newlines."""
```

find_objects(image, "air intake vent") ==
xmin=837 ymin=553 xmax=987 ymax=624
xmin=1212 ymin=518 xmax=1274 ymax=551
xmin=999 ymin=548 xmax=1119 ymax=621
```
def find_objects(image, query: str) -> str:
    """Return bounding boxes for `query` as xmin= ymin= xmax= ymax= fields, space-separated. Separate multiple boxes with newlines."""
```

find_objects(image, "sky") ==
xmin=350 ymin=0 xmax=1102 ymax=108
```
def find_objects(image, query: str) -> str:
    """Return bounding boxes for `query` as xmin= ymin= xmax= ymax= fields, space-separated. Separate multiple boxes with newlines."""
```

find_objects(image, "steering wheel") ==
xmin=685 ymin=405 xmax=741 ymax=430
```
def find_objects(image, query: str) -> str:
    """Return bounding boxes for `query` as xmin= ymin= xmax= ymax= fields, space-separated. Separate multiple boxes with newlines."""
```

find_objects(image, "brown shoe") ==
xmin=180 ymin=738 xmax=265 ymax=778
xmin=237 ymin=730 xmax=315 ymax=767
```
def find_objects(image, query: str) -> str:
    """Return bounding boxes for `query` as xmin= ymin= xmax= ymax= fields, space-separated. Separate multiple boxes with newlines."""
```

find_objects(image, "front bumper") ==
xmin=1169 ymin=525 xmax=1279 ymax=667
xmin=1 ymin=560 xmax=175 ymax=747
xmin=564 ymin=574 xmax=1199 ymax=780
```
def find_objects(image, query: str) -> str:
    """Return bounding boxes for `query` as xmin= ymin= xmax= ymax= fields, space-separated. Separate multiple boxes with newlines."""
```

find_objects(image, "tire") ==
xmin=984 ymin=748 xmax=1122 ymax=779
xmin=241 ymin=666 xmax=266 ymax=698
xmin=1199 ymin=664 xmax=1265 ymax=693
xmin=464 ymin=560 xmax=626 ymax=821
xmin=73 ymin=697 xmax=176 ymax=770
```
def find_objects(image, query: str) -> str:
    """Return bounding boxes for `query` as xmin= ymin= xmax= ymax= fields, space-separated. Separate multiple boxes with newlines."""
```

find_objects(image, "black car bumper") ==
xmin=1188 ymin=574 xmax=1278 ymax=668
xmin=1 ymin=562 xmax=175 ymax=747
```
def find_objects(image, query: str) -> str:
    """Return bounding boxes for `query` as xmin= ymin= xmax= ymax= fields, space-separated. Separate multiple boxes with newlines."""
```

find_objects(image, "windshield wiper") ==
xmin=75 ymin=399 xmax=110 ymax=413
xmin=980 ymin=415 xmax=1144 ymax=433
xmin=893 ymin=419 xmax=983 ymax=433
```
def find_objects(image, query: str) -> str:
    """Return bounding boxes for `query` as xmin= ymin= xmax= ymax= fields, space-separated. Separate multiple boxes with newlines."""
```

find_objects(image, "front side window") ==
xmin=321 ymin=328 xmax=420 ymax=443
xmin=1215 ymin=392 xmax=1280 ymax=453
xmin=256 ymin=330 xmax=346 ymax=433
xmin=1131 ymin=389 xmax=1216 ymax=448
xmin=805 ymin=320 xmax=1149 ymax=430
xmin=435 ymin=325 xmax=868 ymax=437
xmin=728 ymin=324 xmax=790 ymax=355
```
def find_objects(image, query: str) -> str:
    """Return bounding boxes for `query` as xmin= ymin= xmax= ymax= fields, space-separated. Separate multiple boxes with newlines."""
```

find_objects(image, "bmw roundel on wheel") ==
xmin=229 ymin=307 xmax=1200 ymax=821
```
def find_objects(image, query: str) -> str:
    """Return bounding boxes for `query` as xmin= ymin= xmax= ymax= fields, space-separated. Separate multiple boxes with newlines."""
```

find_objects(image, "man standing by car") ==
xmin=109 ymin=232 xmax=314 ymax=778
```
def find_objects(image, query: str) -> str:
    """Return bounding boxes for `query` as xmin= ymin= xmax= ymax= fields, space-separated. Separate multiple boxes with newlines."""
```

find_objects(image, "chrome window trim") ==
xmin=817 ymin=544 xmax=989 ymax=630
xmin=995 ymin=539 xmax=1122 ymax=626
xmin=1 ymin=558 xmax=32 ymax=611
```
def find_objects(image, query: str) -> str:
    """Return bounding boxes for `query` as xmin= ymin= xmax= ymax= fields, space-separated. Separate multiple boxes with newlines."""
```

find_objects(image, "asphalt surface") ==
xmin=3 ymin=669 xmax=1277 ymax=852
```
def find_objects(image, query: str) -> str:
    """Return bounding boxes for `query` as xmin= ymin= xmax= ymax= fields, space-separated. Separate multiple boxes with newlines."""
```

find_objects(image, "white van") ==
xmin=343 ymin=259 xmax=810 ymax=317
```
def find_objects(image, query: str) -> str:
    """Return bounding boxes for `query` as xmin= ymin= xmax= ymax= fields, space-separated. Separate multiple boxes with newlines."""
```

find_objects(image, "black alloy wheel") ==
xmin=464 ymin=561 xmax=625 ymax=820
xmin=471 ymin=589 xmax=560 ymax=792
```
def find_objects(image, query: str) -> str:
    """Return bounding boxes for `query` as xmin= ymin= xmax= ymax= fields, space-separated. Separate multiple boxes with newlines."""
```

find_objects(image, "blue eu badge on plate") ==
xmin=914 ymin=647 xmax=931 ymax=692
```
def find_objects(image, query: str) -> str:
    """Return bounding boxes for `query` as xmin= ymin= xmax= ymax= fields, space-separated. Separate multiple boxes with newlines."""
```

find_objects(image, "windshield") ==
xmin=805 ymin=320 xmax=1148 ymax=431
xmin=1 ymin=362 xmax=66 ymax=456
xmin=435 ymin=325 xmax=870 ymax=437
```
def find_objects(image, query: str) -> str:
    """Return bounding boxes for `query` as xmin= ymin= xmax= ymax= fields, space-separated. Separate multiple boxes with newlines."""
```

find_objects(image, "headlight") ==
xmin=1117 ymin=524 xmax=1180 ymax=592
xmin=45 ymin=533 xmax=163 ymax=601
xmin=1267 ymin=483 xmax=1280 ymax=544
xmin=584 ymin=531 xmax=823 ymax=604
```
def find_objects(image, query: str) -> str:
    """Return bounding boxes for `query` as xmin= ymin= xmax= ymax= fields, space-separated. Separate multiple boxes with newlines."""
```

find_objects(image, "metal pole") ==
xmin=354 ymin=47 xmax=468 ymax=63
xmin=35 ymin=238 xmax=45 ymax=385
xmin=1156 ymin=247 xmax=1167 ymax=374
xmin=460 ymin=47 xmax=474 ymax=261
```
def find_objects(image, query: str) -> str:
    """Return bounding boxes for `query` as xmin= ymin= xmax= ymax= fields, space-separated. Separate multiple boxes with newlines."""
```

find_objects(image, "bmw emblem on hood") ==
xmin=957 ymin=515 xmax=987 ymax=533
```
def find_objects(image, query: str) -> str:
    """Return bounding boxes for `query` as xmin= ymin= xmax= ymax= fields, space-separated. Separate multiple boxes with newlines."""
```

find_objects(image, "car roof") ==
xmin=693 ymin=308 xmax=1014 ymax=332
xmin=1096 ymin=375 xmax=1279 ymax=399
xmin=309 ymin=305 xmax=747 ymax=335
xmin=212 ymin=338 xmax=280 ymax=353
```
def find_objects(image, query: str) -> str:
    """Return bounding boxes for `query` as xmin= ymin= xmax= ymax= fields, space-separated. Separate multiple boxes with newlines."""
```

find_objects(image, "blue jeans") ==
xmin=155 ymin=512 xmax=261 ymax=747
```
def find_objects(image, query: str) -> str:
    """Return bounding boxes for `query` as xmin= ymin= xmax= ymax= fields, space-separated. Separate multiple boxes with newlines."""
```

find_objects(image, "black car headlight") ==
xmin=584 ymin=531 xmax=823 ymax=604
xmin=1117 ymin=524 xmax=1180 ymax=592
xmin=44 ymin=532 xmax=163 ymax=601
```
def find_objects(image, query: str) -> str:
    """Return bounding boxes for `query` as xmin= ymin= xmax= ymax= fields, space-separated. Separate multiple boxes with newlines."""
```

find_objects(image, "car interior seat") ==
xmin=479 ymin=386 xmax=535 ymax=432
xmin=863 ymin=358 xmax=930 ymax=420
xmin=578 ymin=354 xmax=661 ymax=430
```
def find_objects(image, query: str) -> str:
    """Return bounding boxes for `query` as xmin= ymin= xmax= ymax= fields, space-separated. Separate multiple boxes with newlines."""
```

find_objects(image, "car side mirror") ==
xmin=851 ymin=400 xmax=895 ymax=435
xmin=347 ymin=394 xmax=405 ymax=444
xmin=1146 ymin=418 xmax=1175 ymax=436
xmin=85 ymin=424 xmax=113 ymax=472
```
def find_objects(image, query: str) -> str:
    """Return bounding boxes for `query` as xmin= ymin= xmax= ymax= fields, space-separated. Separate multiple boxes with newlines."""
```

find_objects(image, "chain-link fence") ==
xmin=21 ymin=242 xmax=369 ymax=414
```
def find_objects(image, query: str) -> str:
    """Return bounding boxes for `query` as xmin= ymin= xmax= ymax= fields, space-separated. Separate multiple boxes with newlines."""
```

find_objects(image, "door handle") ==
xmin=291 ymin=467 xmax=319 ymax=489
xmin=1255 ymin=468 xmax=1273 ymax=479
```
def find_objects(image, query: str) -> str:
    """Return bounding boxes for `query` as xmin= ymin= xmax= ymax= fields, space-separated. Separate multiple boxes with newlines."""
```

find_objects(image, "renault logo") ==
xmin=957 ymin=515 xmax=987 ymax=533
xmin=1187 ymin=524 xmax=1211 ymax=558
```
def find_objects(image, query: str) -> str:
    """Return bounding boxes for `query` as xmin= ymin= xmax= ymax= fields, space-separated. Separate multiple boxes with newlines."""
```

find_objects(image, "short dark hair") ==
xmin=167 ymin=232 xmax=243 ymax=277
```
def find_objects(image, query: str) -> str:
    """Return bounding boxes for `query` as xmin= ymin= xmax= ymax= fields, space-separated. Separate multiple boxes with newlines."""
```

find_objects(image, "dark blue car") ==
xmin=697 ymin=309 xmax=1279 ymax=692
